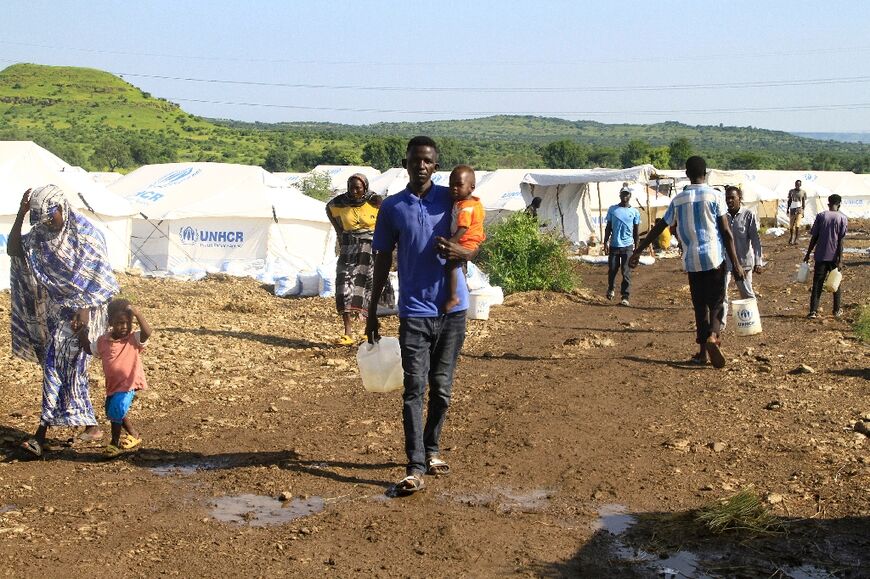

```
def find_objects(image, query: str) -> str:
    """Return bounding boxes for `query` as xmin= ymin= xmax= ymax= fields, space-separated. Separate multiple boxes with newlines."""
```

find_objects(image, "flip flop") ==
xmin=334 ymin=334 xmax=355 ymax=346
xmin=705 ymin=337 xmax=726 ymax=369
xmin=20 ymin=438 xmax=43 ymax=457
xmin=119 ymin=435 xmax=142 ymax=450
xmin=394 ymin=474 xmax=425 ymax=496
xmin=426 ymin=456 xmax=451 ymax=476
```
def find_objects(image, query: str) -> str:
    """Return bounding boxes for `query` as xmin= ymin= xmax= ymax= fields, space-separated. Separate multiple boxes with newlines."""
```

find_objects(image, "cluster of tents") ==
xmin=2 ymin=140 xmax=869 ymax=290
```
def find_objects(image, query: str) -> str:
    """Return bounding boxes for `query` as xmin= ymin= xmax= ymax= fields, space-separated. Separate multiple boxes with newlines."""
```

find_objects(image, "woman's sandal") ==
xmin=119 ymin=435 xmax=142 ymax=451
xmin=394 ymin=474 xmax=425 ymax=496
xmin=334 ymin=334 xmax=355 ymax=346
xmin=20 ymin=438 xmax=43 ymax=458
xmin=103 ymin=444 xmax=123 ymax=459
xmin=426 ymin=456 xmax=451 ymax=476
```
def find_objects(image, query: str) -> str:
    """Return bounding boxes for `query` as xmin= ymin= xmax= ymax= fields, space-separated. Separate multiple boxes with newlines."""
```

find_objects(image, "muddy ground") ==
xmin=0 ymin=231 xmax=868 ymax=578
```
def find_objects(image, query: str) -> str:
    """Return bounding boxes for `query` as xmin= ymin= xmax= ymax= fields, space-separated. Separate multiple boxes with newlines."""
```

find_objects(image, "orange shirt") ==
xmin=453 ymin=196 xmax=485 ymax=250
xmin=94 ymin=331 xmax=148 ymax=396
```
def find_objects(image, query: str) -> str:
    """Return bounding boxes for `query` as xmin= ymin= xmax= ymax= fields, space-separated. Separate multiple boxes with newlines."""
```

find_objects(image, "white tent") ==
xmin=369 ymin=168 xmax=410 ymax=197
xmin=430 ymin=170 xmax=490 ymax=189
xmin=312 ymin=165 xmax=381 ymax=194
xmin=267 ymin=172 xmax=307 ymax=188
xmin=108 ymin=162 xmax=334 ymax=278
xmin=0 ymin=141 xmax=135 ymax=290
xmin=519 ymin=165 xmax=658 ymax=244
xmin=706 ymin=169 xmax=779 ymax=222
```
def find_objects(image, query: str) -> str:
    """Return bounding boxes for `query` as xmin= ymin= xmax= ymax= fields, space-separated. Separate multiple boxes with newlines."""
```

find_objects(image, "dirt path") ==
xmin=1 ymin=234 xmax=867 ymax=577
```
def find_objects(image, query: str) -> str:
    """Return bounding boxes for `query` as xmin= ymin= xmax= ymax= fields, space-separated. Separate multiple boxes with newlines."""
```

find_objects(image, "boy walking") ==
xmin=786 ymin=180 xmax=806 ymax=245
xmin=804 ymin=194 xmax=848 ymax=319
xmin=603 ymin=186 xmax=640 ymax=306
xmin=722 ymin=186 xmax=763 ymax=327
xmin=630 ymin=156 xmax=744 ymax=368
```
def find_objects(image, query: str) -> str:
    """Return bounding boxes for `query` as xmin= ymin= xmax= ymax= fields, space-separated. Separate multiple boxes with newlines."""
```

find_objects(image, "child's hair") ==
xmin=450 ymin=164 xmax=476 ymax=184
xmin=107 ymin=298 xmax=132 ymax=322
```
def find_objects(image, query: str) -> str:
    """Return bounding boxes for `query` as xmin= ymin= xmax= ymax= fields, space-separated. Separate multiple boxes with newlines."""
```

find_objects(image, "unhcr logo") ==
xmin=738 ymin=308 xmax=753 ymax=322
xmin=129 ymin=167 xmax=202 ymax=204
xmin=178 ymin=226 xmax=245 ymax=248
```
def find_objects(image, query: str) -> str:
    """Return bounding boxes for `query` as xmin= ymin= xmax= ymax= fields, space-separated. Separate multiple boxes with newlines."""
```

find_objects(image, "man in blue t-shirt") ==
xmin=366 ymin=136 xmax=478 ymax=496
xmin=603 ymin=186 xmax=640 ymax=306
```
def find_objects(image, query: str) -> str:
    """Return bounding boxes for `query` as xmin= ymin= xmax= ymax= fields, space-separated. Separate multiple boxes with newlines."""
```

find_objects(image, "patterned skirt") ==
xmin=336 ymin=234 xmax=394 ymax=316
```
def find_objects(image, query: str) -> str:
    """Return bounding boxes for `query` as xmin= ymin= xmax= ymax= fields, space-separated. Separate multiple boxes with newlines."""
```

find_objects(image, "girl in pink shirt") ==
xmin=85 ymin=299 xmax=153 ymax=458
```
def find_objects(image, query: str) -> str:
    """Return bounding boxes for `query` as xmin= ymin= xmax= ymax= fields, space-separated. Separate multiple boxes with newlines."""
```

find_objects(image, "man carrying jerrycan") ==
xmin=366 ymin=136 xmax=478 ymax=496
xmin=803 ymin=194 xmax=847 ymax=320
xmin=630 ymin=156 xmax=744 ymax=368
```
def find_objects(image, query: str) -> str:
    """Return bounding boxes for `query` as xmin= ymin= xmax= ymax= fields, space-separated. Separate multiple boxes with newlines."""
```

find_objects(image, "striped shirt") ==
xmin=663 ymin=184 xmax=727 ymax=273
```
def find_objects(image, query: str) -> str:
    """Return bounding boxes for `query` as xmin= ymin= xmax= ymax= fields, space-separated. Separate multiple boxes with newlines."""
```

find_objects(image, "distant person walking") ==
xmin=326 ymin=173 xmax=394 ymax=345
xmin=603 ymin=186 xmax=640 ymax=306
xmin=786 ymin=179 xmax=806 ymax=245
xmin=630 ymin=157 xmax=744 ymax=368
xmin=722 ymin=186 xmax=763 ymax=327
xmin=803 ymin=194 xmax=847 ymax=319
xmin=366 ymin=136 xmax=478 ymax=496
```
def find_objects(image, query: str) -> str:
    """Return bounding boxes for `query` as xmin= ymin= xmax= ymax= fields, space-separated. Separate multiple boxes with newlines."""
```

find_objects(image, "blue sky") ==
xmin=2 ymin=0 xmax=869 ymax=131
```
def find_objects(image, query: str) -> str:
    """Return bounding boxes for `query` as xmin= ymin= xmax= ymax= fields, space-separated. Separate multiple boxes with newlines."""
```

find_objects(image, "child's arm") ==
xmin=130 ymin=305 xmax=153 ymax=343
xmin=448 ymin=226 xmax=468 ymax=245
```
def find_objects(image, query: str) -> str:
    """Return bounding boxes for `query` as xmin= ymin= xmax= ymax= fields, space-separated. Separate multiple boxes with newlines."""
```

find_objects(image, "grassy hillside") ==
xmin=1 ymin=63 xmax=869 ymax=173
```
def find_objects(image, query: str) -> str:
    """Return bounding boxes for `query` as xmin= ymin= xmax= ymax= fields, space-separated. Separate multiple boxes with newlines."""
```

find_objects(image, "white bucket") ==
xmin=468 ymin=291 xmax=492 ymax=320
xmin=732 ymin=298 xmax=762 ymax=336
xmin=356 ymin=337 xmax=404 ymax=393
xmin=795 ymin=262 xmax=810 ymax=284
xmin=823 ymin=268 xmax=842 ymax=293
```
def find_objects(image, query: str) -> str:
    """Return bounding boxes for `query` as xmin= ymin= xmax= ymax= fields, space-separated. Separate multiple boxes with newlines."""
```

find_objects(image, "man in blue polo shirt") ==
xmin=366 ymin=136 xmax=476 ymax=496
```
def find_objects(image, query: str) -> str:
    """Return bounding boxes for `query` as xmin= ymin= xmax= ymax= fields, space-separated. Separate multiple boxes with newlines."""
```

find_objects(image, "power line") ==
xmin=114 ymin=71 xmax=870 ymax=94
xmin=2 ymin=39 xmax=870 ymax=67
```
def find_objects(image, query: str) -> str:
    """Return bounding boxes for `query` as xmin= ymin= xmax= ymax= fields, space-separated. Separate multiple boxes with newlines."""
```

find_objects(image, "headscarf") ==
xmin=328 ymin=173 xmax=372 ymax=208
xmin=11 ymin=185 xmax=119 ymax=361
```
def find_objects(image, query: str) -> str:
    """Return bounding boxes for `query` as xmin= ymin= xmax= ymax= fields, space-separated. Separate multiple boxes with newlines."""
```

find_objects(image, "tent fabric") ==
xmin=369 ymin=167 xmax=411 ymax=197
xmin=521 ymin=165 xmax=657 ymax=187
xmin=0 ymin=141 xmax=135 ymax=289
xmin=109 ymin=162 xmax=335 ymax=277
xmin=312 ymin=165 xmax=381 ymax=194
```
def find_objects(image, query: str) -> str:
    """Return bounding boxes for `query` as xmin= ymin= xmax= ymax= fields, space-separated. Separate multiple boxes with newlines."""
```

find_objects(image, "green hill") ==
xmin=1 ymin=63 xmax=869 ymax=173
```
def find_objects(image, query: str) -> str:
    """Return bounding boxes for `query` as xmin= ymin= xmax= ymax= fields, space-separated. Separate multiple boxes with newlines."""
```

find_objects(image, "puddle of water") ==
xmin=782 ymin=565 xmax=837 ymax=579
xmin=592 ymin=504 xmax=636 ymax=535
xmin=210 ymin=494 xmax=324 ymax=527
xmin=149 ymin=458 xmax=228 ymax=477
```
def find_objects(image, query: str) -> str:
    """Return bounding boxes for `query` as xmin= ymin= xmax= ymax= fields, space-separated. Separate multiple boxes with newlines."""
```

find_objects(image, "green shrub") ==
xmin=480 ymin=212 xmax=577 ymax=294
xmin=855 ymin=305 xmax=870 ymax=343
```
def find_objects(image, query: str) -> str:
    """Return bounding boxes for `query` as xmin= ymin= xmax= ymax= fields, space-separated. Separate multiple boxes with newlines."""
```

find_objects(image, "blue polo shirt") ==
xmin=372 ymin=184 xmax=469 ymax=317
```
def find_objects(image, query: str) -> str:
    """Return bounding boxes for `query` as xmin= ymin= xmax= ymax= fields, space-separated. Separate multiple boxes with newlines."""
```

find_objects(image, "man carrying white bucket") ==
xmin=722 ymin=186 xmax=763 ymax=329
xmin=630 ymin=156 xmax=744 ymax=368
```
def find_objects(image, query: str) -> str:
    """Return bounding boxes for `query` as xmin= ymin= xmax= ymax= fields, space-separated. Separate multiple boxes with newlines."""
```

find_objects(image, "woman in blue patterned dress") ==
xmin=7 ymin=185 xmax=119 ymax=457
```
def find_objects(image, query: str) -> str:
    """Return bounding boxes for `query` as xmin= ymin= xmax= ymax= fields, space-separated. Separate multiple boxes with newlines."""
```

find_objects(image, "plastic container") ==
xmin=732 ymin=298 xmax=763 ymax=336
xmin=356 ymin=337 xmax=404 ymax=393
xmin=297 ymin=271 xmax=320 ymax=296
xmin=823 ymin=268 xmax=842 ymax=293
xmin=795 ymin=262 xmax=810 ymax=284
xmin=468 ymin=291 xmax=492 ymax=320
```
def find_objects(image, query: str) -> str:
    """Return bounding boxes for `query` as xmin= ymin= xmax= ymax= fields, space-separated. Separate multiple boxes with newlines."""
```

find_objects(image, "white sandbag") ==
xmin=465 ymin=262 xmax=490 ymax=291
xmin=298 ymin=271 xmax=320 ymax=297
xmin=274 ymin=275 xmax=301 ymax=297
xmin=317 ymin=266 xmax=335 ymax=298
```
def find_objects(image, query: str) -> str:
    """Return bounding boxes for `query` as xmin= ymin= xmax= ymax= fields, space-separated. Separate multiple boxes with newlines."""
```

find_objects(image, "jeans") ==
xmin=607 ymin=246 xmax=632 ymax=299
xmin=687 ymin=263 xmax=726 ymax=344
xmin=398 ymin=311 xmax=467 ymax=475
xmin=810 ymin=261 xmax=842 ymax=314
xmin=722 ymin=268 xmax=755 ymax=329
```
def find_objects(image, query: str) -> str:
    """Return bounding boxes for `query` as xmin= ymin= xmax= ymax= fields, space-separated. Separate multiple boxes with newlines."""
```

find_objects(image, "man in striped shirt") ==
xmin=630 ymin=156 xmax=744 ymax=368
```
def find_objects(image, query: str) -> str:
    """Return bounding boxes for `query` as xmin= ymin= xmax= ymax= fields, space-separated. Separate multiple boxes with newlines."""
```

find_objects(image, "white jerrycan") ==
xmin=356 ymin=337 xmax=404 ymax=393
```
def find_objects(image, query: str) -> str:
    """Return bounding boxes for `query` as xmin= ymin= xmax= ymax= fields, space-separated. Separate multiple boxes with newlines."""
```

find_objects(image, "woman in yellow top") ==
xmin=325 ymin=174 xmax=394 ymax=345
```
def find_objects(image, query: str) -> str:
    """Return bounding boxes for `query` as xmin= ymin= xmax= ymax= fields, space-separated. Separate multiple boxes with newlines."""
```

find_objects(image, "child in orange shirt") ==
xmin=444 ymin=165 xmax=485 ymax=312
xmin=85 ymin=299 xmax=153 ymax=458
